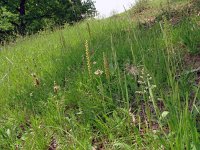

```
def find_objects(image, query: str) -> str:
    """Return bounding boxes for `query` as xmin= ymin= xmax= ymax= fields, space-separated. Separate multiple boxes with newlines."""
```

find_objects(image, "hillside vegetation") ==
xmin=0 ymin=0 xmax=200 ymax=149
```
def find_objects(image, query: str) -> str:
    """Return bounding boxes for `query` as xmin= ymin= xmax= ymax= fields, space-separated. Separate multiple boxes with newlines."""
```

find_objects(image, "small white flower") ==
xmin=161 ymin=111 xmax=169 ymax=119
xmin=151 ymin=85 xmax=157 ymax=89
xmin=30 ymin=93 xmax=33 ymax=97
xmin=94 ymin=69 xmax=103 ymax=76
xmin=152 ymin=130 xmax=157 ymax=134
xmin=53 ymin=81 xmax=60 ymax=93
xmin=140 ymin=76 xmax=144 ymax=79
xmin=6 ymin=129 xmax=11 ymax=136
xmin=93 ymin=61 xmax=97 ymax=65
xmin=138 ymin=80 xmax=145 ymax=84
xmin=135 ymin=91 xmax=144 ymax=94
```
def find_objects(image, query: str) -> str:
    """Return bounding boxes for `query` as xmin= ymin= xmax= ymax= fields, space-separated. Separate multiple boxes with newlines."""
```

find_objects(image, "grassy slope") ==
xmin=0 ymin=0 xmax=200 ymax=149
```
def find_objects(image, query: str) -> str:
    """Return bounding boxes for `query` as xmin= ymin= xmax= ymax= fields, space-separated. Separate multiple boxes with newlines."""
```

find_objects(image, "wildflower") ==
xmin=135 ymin=91 xmax=144 ymax=95
xmin=151 ymin=85 xmax=157 ymax=89
xmin=31 ymin=73 xmax=36 ymax=78
xmin=161 ymin=111 xmax=169 ymax=119
xmin=129 ymin=108 xmax=136 ymax=124
xmin=139 ymin=76 xmax=144 ymax=79
xmin=94 ymin=69 xmax=103 ymax=76
xmin=125 ymin=63 xmax=139 ymax=76
xmin=141 ymin=68 xmax=145 ymax=75
xmin=53 ymin=81 xmax=60 ymax=93
xmin=138 ymin=80 xmax=145 ymax=84
xmin=30 ymin=93 xmax=33 ymax=97
xmin=31 ymin=73 xmax=40 ymax=87
xmin=34 ymin=78 xmax=40 ymax=87
xmin=85 ymin=40 xmax=92 ymax=78
xmin=152 ymin=130 xmax=157 ymax=134
xmin=93 ymin=61 xmax=97 ymax=65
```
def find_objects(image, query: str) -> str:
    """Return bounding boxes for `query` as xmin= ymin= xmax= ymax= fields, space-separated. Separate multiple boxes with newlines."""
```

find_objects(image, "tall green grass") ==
xmin=0 ymin=0 xmax=200 ymax=149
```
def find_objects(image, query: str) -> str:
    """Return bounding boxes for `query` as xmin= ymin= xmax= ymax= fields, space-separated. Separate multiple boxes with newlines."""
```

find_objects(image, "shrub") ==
xmin=133 ymin=0 xmax=150 ymax=14
xmin=0 ymin=7 xmax=17 ymax=43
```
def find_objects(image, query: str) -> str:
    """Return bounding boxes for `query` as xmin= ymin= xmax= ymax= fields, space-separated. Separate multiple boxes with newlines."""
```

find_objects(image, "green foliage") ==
xmin=0 ymin=0 xmax=96 ymax=42
xmin=0 ymin=7 xmax=17 ymax=42
xmin=0 ymin=7 xmax=16 ymax=31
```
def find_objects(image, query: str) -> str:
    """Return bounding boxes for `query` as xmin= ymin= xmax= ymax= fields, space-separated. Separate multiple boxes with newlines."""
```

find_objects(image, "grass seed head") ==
xmin=85 ymin=40 xmax=92 ymax=78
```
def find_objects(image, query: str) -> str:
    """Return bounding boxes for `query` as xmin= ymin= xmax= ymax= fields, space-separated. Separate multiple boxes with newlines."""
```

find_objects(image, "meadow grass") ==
xmin=0 ymin=0 xmax=200 ymax=149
